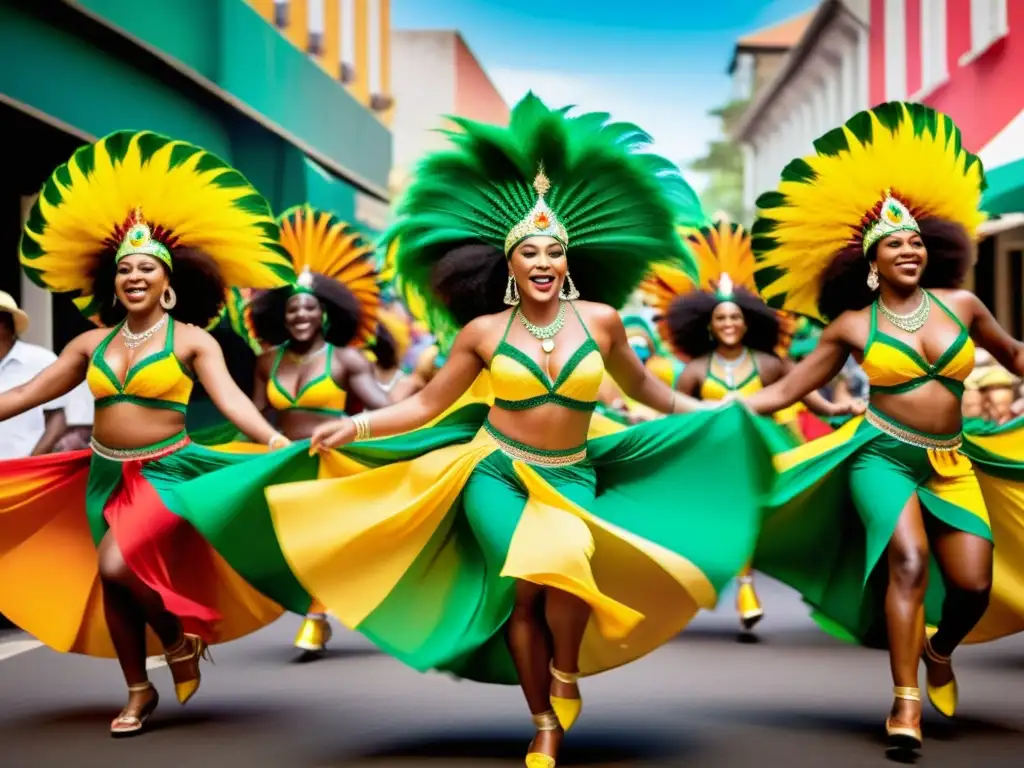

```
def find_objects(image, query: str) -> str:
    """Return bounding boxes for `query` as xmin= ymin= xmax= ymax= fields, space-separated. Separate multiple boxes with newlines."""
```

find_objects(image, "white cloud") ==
xmin=487 ymin=66 xmax=721 ymax=193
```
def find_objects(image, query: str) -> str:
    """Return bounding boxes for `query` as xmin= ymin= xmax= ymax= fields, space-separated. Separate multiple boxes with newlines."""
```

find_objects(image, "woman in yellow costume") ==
xmin=0 ymin=131 xmax=296 ymax=736
xmin=745 ymin=102 xmax=1024 ymax=754
xmin=643 ymin=218 xmax=855 ymax=635
xmin=201 ymin=94 xmax=778 ymax=768
xmin=247 ymin=204 xmax=390 ymax=654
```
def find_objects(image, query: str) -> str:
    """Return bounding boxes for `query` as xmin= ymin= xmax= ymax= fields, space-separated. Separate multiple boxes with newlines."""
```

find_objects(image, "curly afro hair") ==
xmin=249 ymin=271 xmax=363 ymax=347
xmin=817 ymin=218 xmax=974 ymax=321
xmin=90 ymin=246 xmax=226 ymax=328
xmin=428 ymin=241 xmax=509 ymax=326
xmin=665 ymin=286 xmax=781 ymax=359
xmin=370 ymin=321 xmax=399 ymax=370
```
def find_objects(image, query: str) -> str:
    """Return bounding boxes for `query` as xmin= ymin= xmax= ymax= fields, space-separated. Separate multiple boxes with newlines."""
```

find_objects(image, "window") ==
xmin=965 ymin=0 xmax=1008 ymax=61
xmin=273 ymin=0 xmax=288 ymax=29
xmin=732 ymin=52 xmax=754 ymax=101
xmin=884 ymin=0 xmax=907 ymax=101
xmin=307 ymin=0 xmax=325 ymax=55
xmin=920 ymin=0 xmax=948 ymax=93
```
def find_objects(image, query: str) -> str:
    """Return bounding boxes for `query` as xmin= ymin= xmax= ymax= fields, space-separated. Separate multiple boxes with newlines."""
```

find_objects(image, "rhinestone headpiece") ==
xmin=503 ymin=166 xmax=569 ymax=255
xmin=862 ymin=193 xmax=920 ymax=254
xmin=115 ymin=209 xmax=173 ymax=270
xmin=715 ymin=273 xmax=735 ymax=301
xmin=292 ymin=266 xmax=316 ymax=295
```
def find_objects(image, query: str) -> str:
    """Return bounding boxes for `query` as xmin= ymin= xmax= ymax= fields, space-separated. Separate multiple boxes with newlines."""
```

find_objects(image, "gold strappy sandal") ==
xmin=110 ymin=682 xmax=159 ymax=738
xmin=737 ymin=573 xmax=764 ymax=631
xmin=923 ymin=635 xmax=958 ymax=718
xmin=525 ymin=710 xmax=560 ymax=768
xmin=294 ymin=614 xmax=333 ymax=652
xmin=885 ymin=686 xmax=923 ymax=751
xmin=549 ymin=661 xmax=582 ymax=732
xmin=164 ymin=633 xmax=212 ymax=705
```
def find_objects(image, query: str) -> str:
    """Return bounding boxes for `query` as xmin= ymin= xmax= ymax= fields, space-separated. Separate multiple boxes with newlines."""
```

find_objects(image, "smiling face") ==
xmin=508 ymin=235 xmax=566 ymax=304
xmin=710 ymin=300 xmax=746 ymax=348
xmin=114 ymin=254 xmax=170 ymax=313
xmin=874 ymin=229 xmax=927 ymax=290
xmin=284 ymin=292 xmax=324 ymax=343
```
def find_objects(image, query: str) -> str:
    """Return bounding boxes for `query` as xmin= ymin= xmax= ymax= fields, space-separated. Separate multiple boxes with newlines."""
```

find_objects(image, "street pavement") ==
xmin=1 ymin=578 xmax=1022 ymax=767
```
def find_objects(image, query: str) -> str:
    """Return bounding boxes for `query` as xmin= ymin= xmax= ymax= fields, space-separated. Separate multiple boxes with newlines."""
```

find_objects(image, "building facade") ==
xmin=731 ymin=1 xmax=871 ymax=223
xmin=389 ymin=30 xmax=508 ymax=197
xmin=0 ymin=0 xmax=392 ymax=351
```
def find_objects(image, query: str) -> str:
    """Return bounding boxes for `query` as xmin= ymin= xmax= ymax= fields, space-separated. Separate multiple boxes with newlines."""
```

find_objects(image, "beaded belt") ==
xmin=483 ymin=421 xmax=588 ymax=467
xmin=865 ymin=408 xmax=962 ymax=451
xmin=90 ymin=432 xmax=191 ymax=462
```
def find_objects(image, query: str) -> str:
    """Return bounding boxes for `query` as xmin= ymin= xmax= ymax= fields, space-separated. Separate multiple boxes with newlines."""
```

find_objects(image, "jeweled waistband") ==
xmin=865 ymin=406 xmax=962 ymax=451
xmin=90 ymin=431 xmax=190 ymax=462
xmin=483 ymin=420 xmax=588 ymax=466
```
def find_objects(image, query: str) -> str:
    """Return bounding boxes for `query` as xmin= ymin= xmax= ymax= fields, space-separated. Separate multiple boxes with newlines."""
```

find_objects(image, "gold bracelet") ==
xmin=669 ymin=393 xmax=679 ymax=414
xmin=351 ymin=413 xmax=372 ymax=441
xmin=268 ymin=432 xmax=289 ymax=449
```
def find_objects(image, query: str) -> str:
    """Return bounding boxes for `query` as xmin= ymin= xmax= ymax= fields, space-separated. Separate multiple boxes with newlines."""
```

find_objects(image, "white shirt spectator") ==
xmin=63 ymin=380 xmax=95 ymax=428
xmin=0 ymin=340 xmax=68 ymax=458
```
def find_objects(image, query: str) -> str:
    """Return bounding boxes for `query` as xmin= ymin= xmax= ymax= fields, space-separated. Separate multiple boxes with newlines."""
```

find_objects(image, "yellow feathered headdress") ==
xmin=753 ymin=102 xmax=986 ymax=323
xmin=19 ymin=130 xmax=292 ymax=324
xmin=277 ymin=204 xmax=381 ymax=346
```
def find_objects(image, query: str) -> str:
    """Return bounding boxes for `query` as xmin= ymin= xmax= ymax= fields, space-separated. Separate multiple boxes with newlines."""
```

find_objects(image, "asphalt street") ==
xmin=1 ymin=578 xmax=1022 ymax=767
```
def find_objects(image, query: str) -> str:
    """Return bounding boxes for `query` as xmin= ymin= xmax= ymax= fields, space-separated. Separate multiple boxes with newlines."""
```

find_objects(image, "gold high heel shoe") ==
xmin=525 ymin=710 xmax=560 ymax=768
xmin=294 ymin=614 xmax=333 ymax=652
xmin=737 ymin=573 xmax=764 ymax=631
xmin=164 ymin=633 xmax=212 ymax=705
xmin=885 ymin=686 xmax=923 ymax=751
xmin=549 ymin=661 xmax=581 ymax=732
xmin=110 ymin=682 xmax=159 ymax=738
xmin=923 ymin=635 xmax=958 ymax=718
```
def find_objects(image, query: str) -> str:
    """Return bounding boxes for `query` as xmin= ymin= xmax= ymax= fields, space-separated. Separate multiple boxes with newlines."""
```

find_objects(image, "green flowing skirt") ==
xmin=754 ymin=409 xmax=1024 ymax=646
xmin=173 ymin=402 xmax=776 ymax=683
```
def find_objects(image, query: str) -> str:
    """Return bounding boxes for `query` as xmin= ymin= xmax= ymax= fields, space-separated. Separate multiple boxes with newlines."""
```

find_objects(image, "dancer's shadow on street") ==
xmin=336 ymin=724 xmax=691 ymax=765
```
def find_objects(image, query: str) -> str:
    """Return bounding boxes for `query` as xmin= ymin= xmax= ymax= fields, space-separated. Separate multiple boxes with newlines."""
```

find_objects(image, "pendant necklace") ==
xmin=286 ymin=342 xmax=328 ymax=365
xmin=519 ymin=301 xmax=566 ymax=354
xmin=712 ymin=347 xmax=749 ymax=388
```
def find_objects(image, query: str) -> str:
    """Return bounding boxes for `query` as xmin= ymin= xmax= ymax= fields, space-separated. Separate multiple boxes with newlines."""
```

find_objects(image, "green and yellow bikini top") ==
xmin=266 ymin=343 xmax=347 ymax=416
xmin=700 ymin=350 xmax=764 ymax=401
xmin=861 ymin=291 xmax=975 ymax=397
xmin=490 ymin=303 xmax=604 ymax=412
xmin=86 ymin=316 xmax=193 ymax=413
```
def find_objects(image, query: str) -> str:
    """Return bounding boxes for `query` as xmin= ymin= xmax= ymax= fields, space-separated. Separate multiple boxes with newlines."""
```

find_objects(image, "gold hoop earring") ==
xmin=504 ymin=274 xmax=520 ymax=306
xmin=561 ymin=273 xmax=580 ymax=300
xmin=867 ymin=263 xmax=879 ymax=291
xmin=160 ymin=286 xmax=177 ymax=311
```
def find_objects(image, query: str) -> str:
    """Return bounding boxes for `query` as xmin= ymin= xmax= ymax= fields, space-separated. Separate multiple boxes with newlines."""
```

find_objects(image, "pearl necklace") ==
xmin=519 ymin=301 xmax=566 ymax=354
xmin=712 ymin=348 xmax=749 ymax=388
xmin=878 ymin=290 xmax=930 ymax=334
xmin=120 ymin=315 xmax=167 ymax=350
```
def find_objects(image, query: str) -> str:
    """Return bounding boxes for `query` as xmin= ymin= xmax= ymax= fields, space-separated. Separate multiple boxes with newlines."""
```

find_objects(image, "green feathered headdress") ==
xmin=384 ymin=93 xmax=703 ymax=332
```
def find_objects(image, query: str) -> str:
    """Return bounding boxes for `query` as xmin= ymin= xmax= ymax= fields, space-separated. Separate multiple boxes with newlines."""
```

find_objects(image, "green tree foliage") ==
xmin=690 ymin=99 xmax=750 ymax=224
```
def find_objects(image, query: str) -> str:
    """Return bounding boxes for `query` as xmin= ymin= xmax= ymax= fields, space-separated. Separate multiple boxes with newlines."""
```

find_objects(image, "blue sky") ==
xmin=392 ymin=0 xmax=819 ymax=190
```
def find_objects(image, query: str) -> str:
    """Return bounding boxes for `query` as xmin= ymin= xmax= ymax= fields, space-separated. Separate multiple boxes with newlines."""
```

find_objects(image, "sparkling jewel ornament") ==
xmin=862 ymin=193 xmax=920 ymax=254
xmin=121 ymin=313 xmax=168 ymax=349
xmin=519 ymin=301 xmax=566 ymax=354
xmin=712 ymin=347 xmax=749 ymax=388
xmin=715 ymin=273 xmax=736 ymax=301
xmin=878 ymin=289 xmax=930 ymax=333
xmin=115 ymin=209 xmax=174 ymax=269
xmin=504 ymin=166 xmax=569 ymax=255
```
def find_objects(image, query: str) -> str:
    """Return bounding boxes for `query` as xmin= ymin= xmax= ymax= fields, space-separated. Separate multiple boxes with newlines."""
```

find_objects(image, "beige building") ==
xmin=390 ymin=30 xmax=508 ymax=196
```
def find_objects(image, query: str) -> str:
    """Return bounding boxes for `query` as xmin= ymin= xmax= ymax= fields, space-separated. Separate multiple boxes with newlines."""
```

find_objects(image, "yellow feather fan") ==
xmin=753 ymin=102 xmax=986 ymax=323
xmin=20 ymin=130 xmax=291 ymax=322
xmin=277 ymin=204 xmax=381 ymax=346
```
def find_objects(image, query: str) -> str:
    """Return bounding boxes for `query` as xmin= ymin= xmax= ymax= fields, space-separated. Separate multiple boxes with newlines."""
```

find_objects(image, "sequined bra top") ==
xmin=86 ymin=316 xmax=193 ymax=413
xmin=699 ymin=351 xmax=764 ymax=401
xmin=861 ymin=292 xmax=974 ymax=398
xmin=489 ymin=303 xmax=604 ymax=412
xmin=266 ymin=343 xmax=347 ymax=416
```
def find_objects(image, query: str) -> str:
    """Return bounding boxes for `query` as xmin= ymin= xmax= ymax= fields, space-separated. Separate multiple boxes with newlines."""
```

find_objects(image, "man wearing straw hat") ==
xmin=0 ymin=290 xmax=67 ymax=458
